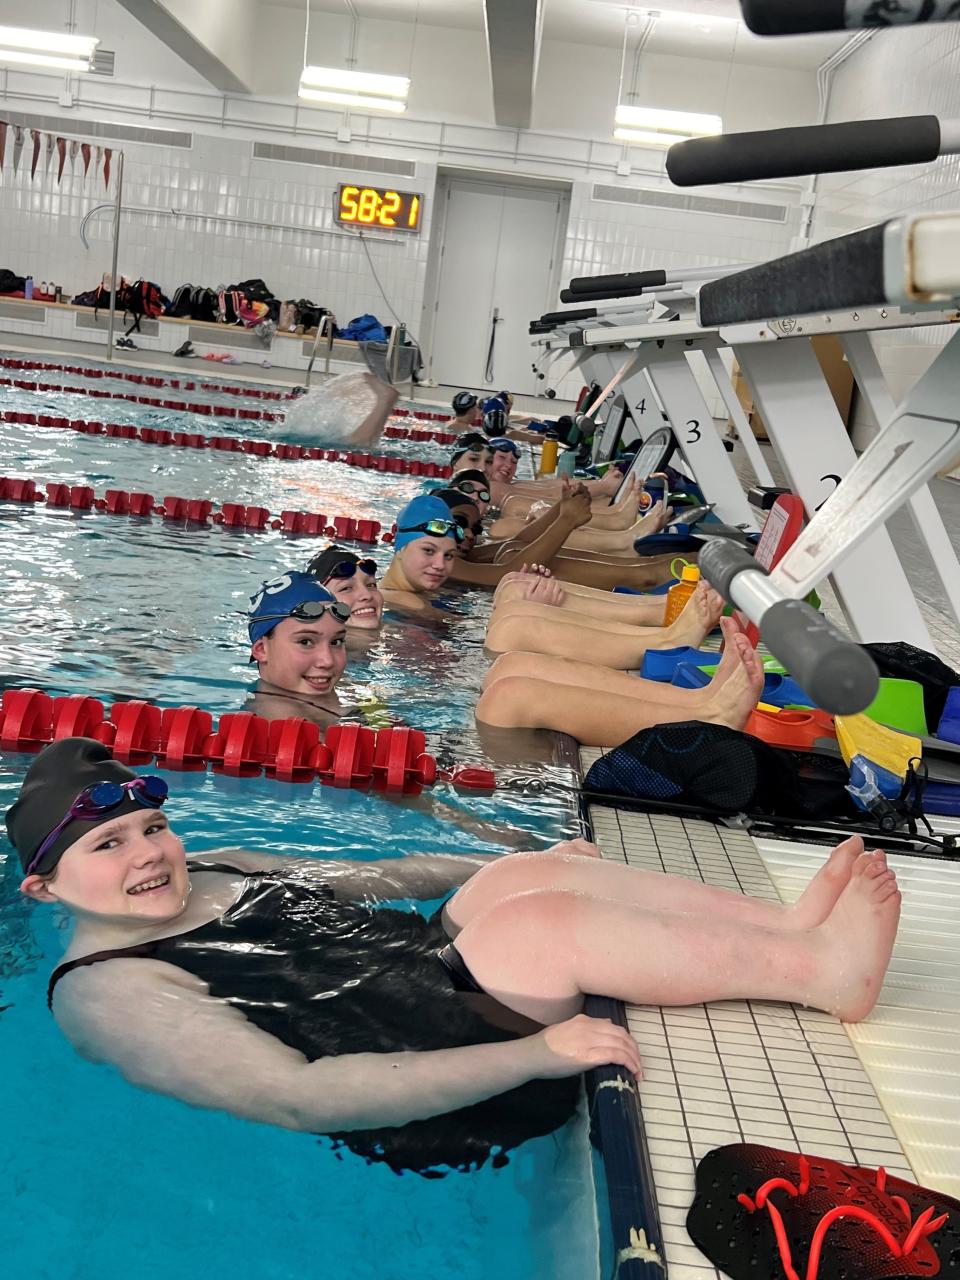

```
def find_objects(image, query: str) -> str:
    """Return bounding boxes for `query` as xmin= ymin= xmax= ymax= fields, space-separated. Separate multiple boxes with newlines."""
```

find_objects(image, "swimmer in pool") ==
xmin=422 ymin=482 xmax=678 ymax=593
xmin=483 ymin=437 xmax=623 ymax=511
xmin=450 ymin=437 xmax=493 ymax=478
xmin=244 ymin=572 xmax=354 ymax=727
xmin=306 ymin=546 xmax=385 ymax=632
xmin=380 ymin=491 xmax=596 ymax=602
xmin=449 ymin=469 xmax=492 ymax=517
xmin=15 ymin=738 xmax=900 ymax=1175
xmin=449 ymin=391 xmax=484 ymax=433
xmin=280 ymin=371 xmax=398 ymax=448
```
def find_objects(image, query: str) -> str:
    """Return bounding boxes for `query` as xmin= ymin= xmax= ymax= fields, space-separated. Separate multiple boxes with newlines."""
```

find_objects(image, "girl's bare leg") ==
xmin=454 ymin=851 xmax=900 ymax=1025
xmin=480 ymin=619 xmax=745 ymax=697
xmin=445 ymin=838 xmax=864 ymax=937
xmin=485 ymin=582 xmax=724 ymax=669
xmin=475 ymin=628 xmax=765 ymax=745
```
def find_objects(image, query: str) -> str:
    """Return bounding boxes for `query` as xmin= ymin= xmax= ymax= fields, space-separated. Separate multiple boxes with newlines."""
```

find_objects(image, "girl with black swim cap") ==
xmin=12 ymin=739 xmax=900 ymax=1175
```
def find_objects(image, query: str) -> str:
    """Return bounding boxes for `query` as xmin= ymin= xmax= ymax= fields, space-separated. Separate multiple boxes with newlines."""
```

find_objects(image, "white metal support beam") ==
xmin=114 ymin=0 xmax=255 ymax=94
xmin=483 ymin=0 xmax=542 ymax=130
xmin=734 ymin=338 xmax=932 ymax=647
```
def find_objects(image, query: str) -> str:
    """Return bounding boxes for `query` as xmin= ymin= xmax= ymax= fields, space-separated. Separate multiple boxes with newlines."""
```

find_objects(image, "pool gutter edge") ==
xmin=551 ymin=731 xmax=667 ymax=1280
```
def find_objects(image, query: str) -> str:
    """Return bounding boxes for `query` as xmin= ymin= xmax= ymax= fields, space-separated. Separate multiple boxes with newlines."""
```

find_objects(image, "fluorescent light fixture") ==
xmin=0 ymin=24 xmax=98 ymax=72
xmin=615 ymin=104 xmax=722 ymax=140
xmin=299 ymin=64 xmax=409 ymax=101
xmin=298 ymin=87 xmax=407 ymax=113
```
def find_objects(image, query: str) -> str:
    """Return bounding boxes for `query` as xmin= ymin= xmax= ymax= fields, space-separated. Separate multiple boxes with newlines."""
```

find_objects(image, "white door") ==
xmin=428 ymin=179 xmax=564 ymax=396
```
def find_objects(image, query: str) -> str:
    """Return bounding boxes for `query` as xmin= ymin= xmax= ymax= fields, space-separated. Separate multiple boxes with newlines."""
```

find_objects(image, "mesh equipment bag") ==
xmin=584 ymin=721 xmax=855 ymax=821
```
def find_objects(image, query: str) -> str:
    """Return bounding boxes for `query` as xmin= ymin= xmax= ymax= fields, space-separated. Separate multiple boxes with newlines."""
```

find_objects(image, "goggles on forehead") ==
xmin=324 ymin=558 xmax=378 ymax=582
xmin=26 ymin=776 xmax=169 ymax=877
xmin=488 ymin=438 xmax=520 ymax=456
xmin=398 ymin=518 xmax=466 ymax=544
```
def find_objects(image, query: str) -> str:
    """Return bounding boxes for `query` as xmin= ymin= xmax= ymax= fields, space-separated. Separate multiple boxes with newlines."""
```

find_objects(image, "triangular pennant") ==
xmin=44 ymin=133 xmax=54 ymax=174
xmin=56 ymin=136 xmax=66 ymax=184
xmin=11 ymin=125 xmax=23 ymax=176
xmin=81 ymin=142 xmax=91 ymax=177
xmin=103 ymin=146 xmax=112 ymax=190
xmin=0 ymin=122 xmax=7 ymax=173
xmin=69 ymin=139 xmax=79 ymax=176
xmin=29 ymin=129 xmax=41 ymax=181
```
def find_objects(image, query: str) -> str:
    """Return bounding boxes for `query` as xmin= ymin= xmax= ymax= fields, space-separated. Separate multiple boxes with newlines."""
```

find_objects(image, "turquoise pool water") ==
xmin=0 ymin=358 xmax=602 ymax=1279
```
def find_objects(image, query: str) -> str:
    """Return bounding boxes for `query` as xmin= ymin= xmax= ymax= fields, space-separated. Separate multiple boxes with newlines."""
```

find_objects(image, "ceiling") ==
xmin=260 ymin=0 xmax=848 ymax=68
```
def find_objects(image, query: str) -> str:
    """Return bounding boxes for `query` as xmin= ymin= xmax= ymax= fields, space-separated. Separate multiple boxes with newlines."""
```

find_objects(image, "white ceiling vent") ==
xmin=253 ymin=141 xmax=416 ymax=178
xmin=592 ymin=183 xmax=788 ymax=223
xmin=0 ymin=109 xmax=190 ymax=149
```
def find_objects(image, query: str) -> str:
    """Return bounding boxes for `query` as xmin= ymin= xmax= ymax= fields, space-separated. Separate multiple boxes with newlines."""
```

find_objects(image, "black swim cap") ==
xmin=6 ymin=737 xmax=141 ymax=875
xmin=306 ymin=545 xmax=360 ymax=582
xmin=452 ymin=391 xmax=478 ymax=414
xmin=432 ymin=489 xmax=480 ymax=515
xmin=450 ymin=469 xmax=488 ymax=488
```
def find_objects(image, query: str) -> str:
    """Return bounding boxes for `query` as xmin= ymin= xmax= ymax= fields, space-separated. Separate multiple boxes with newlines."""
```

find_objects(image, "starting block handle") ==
xmin=699 ymin=541 xmax=879 ymax=716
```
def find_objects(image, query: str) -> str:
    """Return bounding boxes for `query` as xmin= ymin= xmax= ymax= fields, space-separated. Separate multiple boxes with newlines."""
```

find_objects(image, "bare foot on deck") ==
xmin=811 ymin=851 xmax=900 ymax=1022
xmin=660 ymin=580 xmax=724 ymax=650
xmin=697 ymin=628 xmax=764 ymax=727
xmin=787 ymin=836 xmax=863 ymax=929
xmin=630 ymin=500 xmax=673 ymax=540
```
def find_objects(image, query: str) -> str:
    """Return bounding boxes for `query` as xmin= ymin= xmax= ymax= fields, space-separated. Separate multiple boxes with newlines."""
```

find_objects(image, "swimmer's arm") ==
xmin=191 ymin=847 xmax=499 ymax=898
xmin=55 ymin=960 xmax=567 ymax=1131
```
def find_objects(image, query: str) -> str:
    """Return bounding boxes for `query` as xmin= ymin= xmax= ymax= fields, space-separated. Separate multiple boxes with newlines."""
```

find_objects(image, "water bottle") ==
xmin=54 ymin=285 xmax=62 ymax=303
xmin=24 ymin=277 xmax=33 ymax=300
xmin=539 ymin=431 xmax=559 ymax=476
xmin=663 ymin=564 xmax=701 ymax=626
xmin=40 ymin=281 xmax=48 ymax=297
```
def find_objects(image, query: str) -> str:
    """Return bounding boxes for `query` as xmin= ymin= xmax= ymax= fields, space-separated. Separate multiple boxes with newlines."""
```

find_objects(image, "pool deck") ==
xmin=580 ymin=461 xmax=960 ymax=1275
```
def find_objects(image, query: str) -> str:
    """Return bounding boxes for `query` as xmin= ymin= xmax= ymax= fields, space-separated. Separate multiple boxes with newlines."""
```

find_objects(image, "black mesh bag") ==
xmin=862 ymin=641 xmax=960 ymax=731
xmin=583 ymin=722 xmax=855 ymax=821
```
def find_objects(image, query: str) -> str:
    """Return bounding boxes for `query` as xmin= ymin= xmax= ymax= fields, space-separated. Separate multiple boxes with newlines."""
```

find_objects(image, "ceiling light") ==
xmin=0 ymin=23 xmax=98 ymax=72
xmin=298 ymin=87 xmax=407 ymax=113
xmin=614 ymin=104 xmax=722 ymax=145
xmin=299 ymin=64 xmax=409 ymax=99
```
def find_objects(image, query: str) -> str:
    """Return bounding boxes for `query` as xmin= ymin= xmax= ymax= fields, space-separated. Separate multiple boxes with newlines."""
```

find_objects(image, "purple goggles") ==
xmin=26 ymin=775 xmax=169 ymax=877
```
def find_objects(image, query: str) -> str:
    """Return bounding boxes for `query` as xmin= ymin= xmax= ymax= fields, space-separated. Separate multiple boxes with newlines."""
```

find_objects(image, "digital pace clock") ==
xmin=335 ymin=184 xmax=423 ymax=233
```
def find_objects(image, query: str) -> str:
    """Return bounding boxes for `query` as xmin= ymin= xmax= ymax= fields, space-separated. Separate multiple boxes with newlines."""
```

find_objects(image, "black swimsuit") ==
xmin=48 ymin=862 xmax=578 ymax=1176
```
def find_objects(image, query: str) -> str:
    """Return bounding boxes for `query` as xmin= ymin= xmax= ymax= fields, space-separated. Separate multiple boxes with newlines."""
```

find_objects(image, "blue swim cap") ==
xmin=248 ymin=571 xmax=339 ymax=644
xmin=394 ymin=494 xmax=461 ymax=550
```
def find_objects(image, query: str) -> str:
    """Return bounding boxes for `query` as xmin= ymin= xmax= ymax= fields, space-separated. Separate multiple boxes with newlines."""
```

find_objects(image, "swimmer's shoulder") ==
xmin=380 ymin=588 xmax=430 ymax=613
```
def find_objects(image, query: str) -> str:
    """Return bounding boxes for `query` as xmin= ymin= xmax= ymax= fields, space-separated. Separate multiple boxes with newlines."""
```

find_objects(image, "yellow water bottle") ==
xmin=539 ymin=434 xmax=559 ymax=475
xmin=663 ymin=564 xmax=701 ymax=626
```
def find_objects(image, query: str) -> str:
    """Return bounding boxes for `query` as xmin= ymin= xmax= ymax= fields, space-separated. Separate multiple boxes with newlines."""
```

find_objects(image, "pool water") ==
xmin=0 ymin=357 xmax=604 ymax=1280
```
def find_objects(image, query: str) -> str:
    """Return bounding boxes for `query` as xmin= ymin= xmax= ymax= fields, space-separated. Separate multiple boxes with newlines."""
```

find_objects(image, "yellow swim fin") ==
xmin=835 ymin=713 xmax=921 ymax=779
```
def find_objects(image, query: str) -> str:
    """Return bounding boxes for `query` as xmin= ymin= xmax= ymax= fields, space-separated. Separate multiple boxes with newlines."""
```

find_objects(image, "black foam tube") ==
xmin=740 ymin=0 xmax=846 ymax=33
xmin=539 ymin=308 xmax=598 ymax=325
xmin=699 ymin=222 xmax=887 ymax=327
xmin=741 ymin=0 xmax=960 ymax=35
xmin=667 ymin=116 xmax=941 ymax=187
xmin=699 ymin=541 xmax=879 ymax=716
xmin=560 ymin=284 xmax=651 ymax=303
xmin=567 ymin=270 xmax=668 ymax=296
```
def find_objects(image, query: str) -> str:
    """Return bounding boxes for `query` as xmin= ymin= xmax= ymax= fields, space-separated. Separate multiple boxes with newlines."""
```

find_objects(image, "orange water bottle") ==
xmin=663 ymin=564 xmax=701 ymax=626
